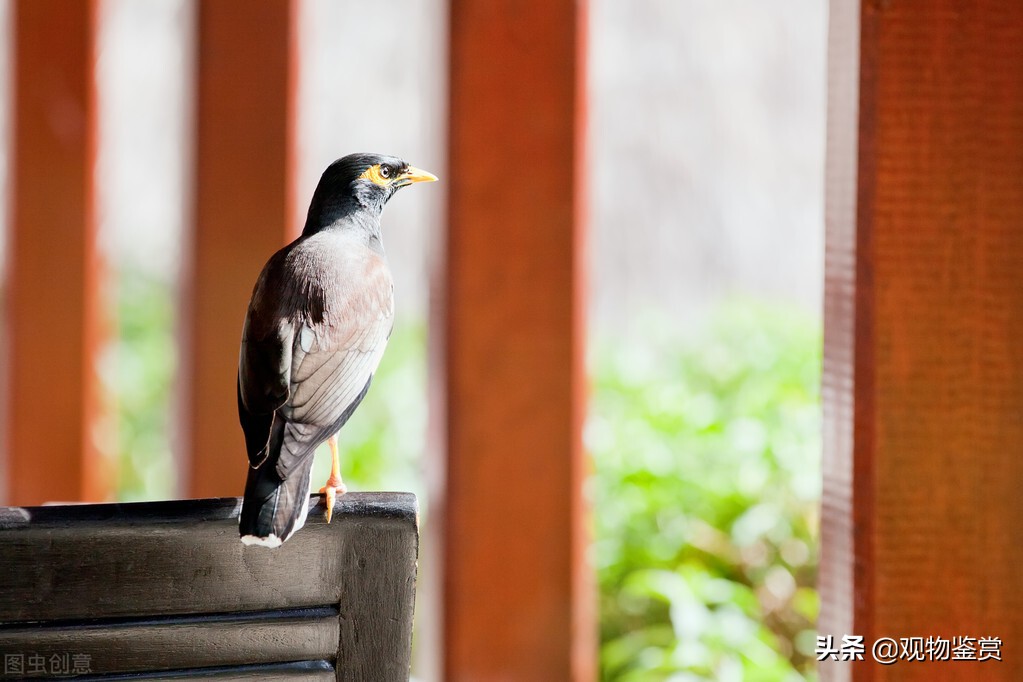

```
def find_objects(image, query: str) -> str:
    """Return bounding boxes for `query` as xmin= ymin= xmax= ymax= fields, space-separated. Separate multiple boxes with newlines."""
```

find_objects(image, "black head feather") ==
xmin=302 ymin=153 xmax=412 ymax=235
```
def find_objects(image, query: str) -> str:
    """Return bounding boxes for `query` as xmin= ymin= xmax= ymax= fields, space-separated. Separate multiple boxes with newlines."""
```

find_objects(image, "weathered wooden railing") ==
xmin=0 ymin=492 xmax=418 ymax=680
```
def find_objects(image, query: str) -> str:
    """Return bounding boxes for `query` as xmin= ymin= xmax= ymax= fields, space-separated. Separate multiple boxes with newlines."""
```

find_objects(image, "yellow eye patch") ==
xmin=358 ymin=164 xmax=392 ymax=187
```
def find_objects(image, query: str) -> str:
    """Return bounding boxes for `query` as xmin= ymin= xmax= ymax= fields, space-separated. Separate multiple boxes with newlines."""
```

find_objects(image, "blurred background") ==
xmin=0 ymin=1 xmax=825 ymax=679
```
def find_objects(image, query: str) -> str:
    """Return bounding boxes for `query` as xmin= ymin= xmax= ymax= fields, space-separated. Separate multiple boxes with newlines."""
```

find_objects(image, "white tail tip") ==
xmin=240 ymin=533 xmax=283 ymax=548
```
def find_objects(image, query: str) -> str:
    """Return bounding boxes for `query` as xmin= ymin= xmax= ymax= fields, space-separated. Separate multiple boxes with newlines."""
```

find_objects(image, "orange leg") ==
xmin=318 ymin=433 xmax=347 ymax=523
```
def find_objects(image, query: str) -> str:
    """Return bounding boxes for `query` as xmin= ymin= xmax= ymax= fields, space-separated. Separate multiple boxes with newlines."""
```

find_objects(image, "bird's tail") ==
xmin=239 ymin=431 xmax=315 ymax=548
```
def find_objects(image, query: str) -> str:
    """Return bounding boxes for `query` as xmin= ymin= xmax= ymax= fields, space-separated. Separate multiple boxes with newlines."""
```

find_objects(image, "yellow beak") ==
xmin=398 ymin=166 xmax=439 ymax=185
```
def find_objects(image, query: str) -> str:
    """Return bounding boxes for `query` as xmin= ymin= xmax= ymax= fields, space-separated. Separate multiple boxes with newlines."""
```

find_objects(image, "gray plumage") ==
xmin=237 ymin=153 xmax=435 ymax=547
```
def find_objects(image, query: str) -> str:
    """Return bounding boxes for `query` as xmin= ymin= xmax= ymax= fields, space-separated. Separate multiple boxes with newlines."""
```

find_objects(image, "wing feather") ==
xmin=274 ymin=242 xmax=394 ymax=477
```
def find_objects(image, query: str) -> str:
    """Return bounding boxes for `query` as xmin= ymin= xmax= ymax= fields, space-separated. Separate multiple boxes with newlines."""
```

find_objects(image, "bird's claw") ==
xmin=319 ymin=477 xmax=347 ymax=523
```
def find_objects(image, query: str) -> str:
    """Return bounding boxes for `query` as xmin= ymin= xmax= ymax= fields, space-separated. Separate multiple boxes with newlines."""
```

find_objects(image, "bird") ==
xmin=237 ymin=153 xmax=436 ymax=547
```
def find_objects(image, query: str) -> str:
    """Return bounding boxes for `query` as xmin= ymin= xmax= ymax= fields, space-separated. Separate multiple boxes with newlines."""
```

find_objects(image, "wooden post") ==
xmin=183 ymin=0 xmax=299 ymax=498
xmin=440 ymin=1 xmax=592 ymax=679
xmin=4 ymin=1 xmax=109 ymax=505
xmin=822 ymin=1 xmax=1023 ymax=678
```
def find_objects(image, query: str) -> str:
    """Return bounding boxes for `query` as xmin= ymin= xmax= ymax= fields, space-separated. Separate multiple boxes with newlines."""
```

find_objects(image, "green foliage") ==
xmin=591 ymin=303 xmax=821 ymax=681
xmin=112 ymin=270 xmax=177 ymax=501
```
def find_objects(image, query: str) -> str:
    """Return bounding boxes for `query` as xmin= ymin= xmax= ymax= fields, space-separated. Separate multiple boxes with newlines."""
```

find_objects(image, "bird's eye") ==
xmin=379 ymin=166 xmax=391 ymax=179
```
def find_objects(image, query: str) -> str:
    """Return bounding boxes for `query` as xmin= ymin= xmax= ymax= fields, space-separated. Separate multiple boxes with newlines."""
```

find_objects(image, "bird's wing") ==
xmin=274 ymin=249 xmax=394 ymax=479
xmin=237 ymin=248 xmax=296 ymax=468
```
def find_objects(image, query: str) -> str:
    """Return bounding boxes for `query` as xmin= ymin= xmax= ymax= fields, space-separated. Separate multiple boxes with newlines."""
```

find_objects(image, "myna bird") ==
xmin=237 ymin=153 xmax=436 ymax=547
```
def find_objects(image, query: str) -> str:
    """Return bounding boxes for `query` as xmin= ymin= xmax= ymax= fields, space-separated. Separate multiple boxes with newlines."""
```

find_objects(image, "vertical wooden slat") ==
xmin=441 ymin=1 xmax=592 ymax=679
xmin=183 ymin=0 xmax=298 ymax=498
xmin=823 ymin=1 xmax=1023 ymax=679
xmin=819 ymin=0 xmax=863 ymax=676
xmin=4 ymin=1 xmax=108 ymax=505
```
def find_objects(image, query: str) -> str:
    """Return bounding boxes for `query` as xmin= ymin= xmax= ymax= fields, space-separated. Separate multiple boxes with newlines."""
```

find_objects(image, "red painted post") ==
xmin=440 ymin=1 xmax=593 ymax=679
xmin=4 ymin=1 xmax=110 ymax=505
xmin=822 ymin=1 xmax=1023 ymax=679
xmin=183 ymin=0 xmax=299 ymax=499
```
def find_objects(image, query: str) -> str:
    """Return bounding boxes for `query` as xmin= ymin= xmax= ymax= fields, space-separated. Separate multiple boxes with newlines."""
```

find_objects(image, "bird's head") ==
xmin=303 ymin=153 xmax=437 ymax=235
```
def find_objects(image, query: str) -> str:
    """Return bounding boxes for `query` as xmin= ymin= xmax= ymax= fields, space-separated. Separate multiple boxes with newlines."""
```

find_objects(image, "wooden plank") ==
xmin=441 ymin=1 xmax=592 ymax=679
xmin=336 ymin=499 xmax=419 ymax=681
xmin=4 ymin=1 xmax=108 ymax=505
xmin=183 ymin=0 xmax=299 ymax=499
xmin=822 ymin=1 xmax=1023 ymax=679
xmin=0 ymin=608 xmax=338 ymax=675
xmin=159 ymin=662 xmax=335 ymax=681
xmin=72 ymin=661 xmax=336 ymax=681
xmin=0 ymin=493 xmax=416 ymax=680
xmin=0 ymin=492 xmax=417 ymax=630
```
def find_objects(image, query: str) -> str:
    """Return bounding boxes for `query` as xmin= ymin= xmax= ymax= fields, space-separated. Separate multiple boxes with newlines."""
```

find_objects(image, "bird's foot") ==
xmin=319 ymin=474 xmax=347 ymax=524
